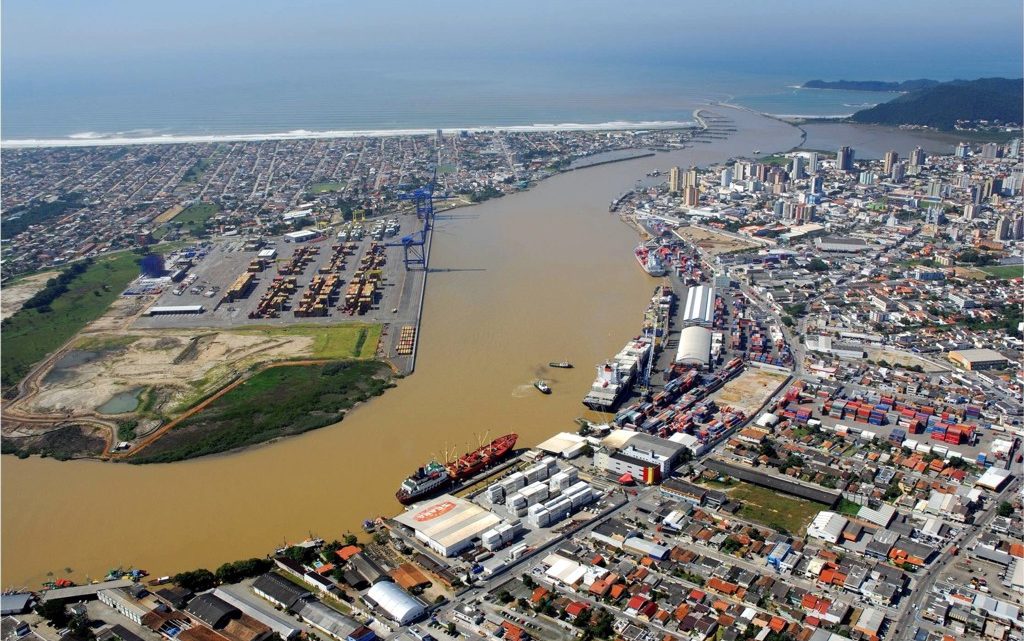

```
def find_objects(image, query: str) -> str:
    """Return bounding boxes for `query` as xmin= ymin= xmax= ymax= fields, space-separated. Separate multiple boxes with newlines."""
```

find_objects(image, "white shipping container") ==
xmin=507 ymin=493 xmax=527 ymax=509
xmin=902 ymin=439 xmax=919 ymax=450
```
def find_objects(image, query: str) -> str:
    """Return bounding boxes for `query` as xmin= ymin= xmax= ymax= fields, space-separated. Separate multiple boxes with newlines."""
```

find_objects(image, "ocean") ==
xmin=0 ymin=55 xmax=902 ymax=145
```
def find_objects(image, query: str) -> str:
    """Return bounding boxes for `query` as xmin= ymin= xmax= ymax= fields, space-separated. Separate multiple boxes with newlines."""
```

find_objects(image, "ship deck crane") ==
xmin=385 ymin=167 xmax=451 ymax=270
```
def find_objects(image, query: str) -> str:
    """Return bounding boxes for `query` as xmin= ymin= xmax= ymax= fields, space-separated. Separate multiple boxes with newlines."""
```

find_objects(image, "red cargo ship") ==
xmin=444 ymin=433 xmax=518 ymax=480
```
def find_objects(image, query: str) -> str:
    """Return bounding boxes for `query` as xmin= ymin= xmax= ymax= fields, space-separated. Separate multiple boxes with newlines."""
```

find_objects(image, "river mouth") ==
xmin=97 ymin=388 xmax=142 ymax=415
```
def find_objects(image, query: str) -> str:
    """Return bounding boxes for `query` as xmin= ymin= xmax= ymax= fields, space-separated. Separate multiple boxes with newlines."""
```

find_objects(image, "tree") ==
xmin=173 ymin=568 xmax=216 ymax=592
xmin=807 ymin=258 xmax=829 ymax=272
xmin=36 ymin=600 xmax=71 ymax=628
xmin=521 ymin=574 xmax=535 ymax=589
xmin=497 ymin=590 xmax=514 ymax=604
xmin=997 ymin=501 xmax=1014 ymax=517
xmin=446 ymin=622 xmax=456 ymax=635
xmin=342 ymin=533 xmax=358 ymax=546
xmin=573 ymin=607 xmax=592 ymax=628
xmin=215 ymin=558 xmax=272 ymax=584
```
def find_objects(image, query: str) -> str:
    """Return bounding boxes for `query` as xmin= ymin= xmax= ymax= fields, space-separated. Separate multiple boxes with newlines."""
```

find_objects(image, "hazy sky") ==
xmin=4 ymin=0 xmax=1022 ymax=79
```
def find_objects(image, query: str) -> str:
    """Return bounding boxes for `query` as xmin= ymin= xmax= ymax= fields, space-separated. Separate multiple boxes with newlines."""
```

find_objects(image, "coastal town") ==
xmin=2 ymin=125 xmax=1021 ymax=641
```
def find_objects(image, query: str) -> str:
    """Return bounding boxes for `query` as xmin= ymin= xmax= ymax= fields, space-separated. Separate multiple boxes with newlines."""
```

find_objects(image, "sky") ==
xmin=3 ymin=0 xmax=1022 ymax=79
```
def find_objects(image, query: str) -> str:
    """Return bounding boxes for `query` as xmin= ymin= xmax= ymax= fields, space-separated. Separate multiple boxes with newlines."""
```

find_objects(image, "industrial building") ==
xmin=284 ymin=229 xmax=320 ymax=243
xmin=392 ymin=494 xmax=501 ymax=557
xmin=682 ymin=285 xmax=715 ymax=325
xmin=806 ymin=511 xmax=849 ymax=543
xmin=364 ymin=581 xmax=425 ymax=625
xmin=814 ymin=236 xmax=868 ymax=252
xmin=144 ymin=305 xmax=205 ymax=316
xmin=593 ymin=430 xmax=686 ymax=484
xmin=947 ymin=348 xmax=1011 ymax=371
xmin=675 ymin=325 xmax=712 ymax=367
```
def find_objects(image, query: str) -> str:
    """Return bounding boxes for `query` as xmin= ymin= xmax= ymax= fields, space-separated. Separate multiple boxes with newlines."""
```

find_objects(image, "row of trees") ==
xmin=22 ymin=259 xmax=92 ymax=312
xmin=172 ymin=557 xmax=273 ymax=592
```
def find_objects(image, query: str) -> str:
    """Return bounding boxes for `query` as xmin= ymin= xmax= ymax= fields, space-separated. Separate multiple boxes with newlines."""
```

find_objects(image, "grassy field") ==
xmin=131 ymin=360 xmax=392 ymax=463
xmin=1 ymin=253 xmax=143 ymax=390
xmin=232 ymin=324 xmax=381 ymax=359
xmin=981 ymin=265 xmax=1023 ymax=280
xmin=175 ymin=203 xmax=220 ymax=227
xmin=308 ymin=181 xmax=346 ymax=194
xmin=728 ymin=481 xmax=822 ymax=534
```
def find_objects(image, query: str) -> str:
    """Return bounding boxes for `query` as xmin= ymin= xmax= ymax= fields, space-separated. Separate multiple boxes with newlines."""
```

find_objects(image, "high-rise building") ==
xmin=837 ymin=146 xmax=854 ymax=171
xmin=668 ymin=166 xmax=681 ymax=194
xmin=683 ymin=186 xmax=700 ymax=208
xmin=909 ymin=146 xmax=926 ymax=167
xmin=806 ymin=152 xmax=818 ymax=173
xmin=810 ymin=176 xmax=823 ymax=194
xmin=1009 ymin=138 xmax=1022 ymax=159
xmin=927 ymin=179 xmax=942 ymax=198
xmin=755 ymin=163 xmax=769 ymax=182
xmin=981 ymin=177 xmax=995 ymax=200
xmin=970 ymin=185 xmax=982 ymax=204
xmin=734 ymin=161 xmax=751 ymax=181
xmin=1013 ymin=215 xmax=1024 ymax=240
xmin=859 ymin=171 xmax=875 ymax=185
xmin=883 ymin=150 xmax=898 ymax=174
xmin=683 ymin=167 xmax=698 ymax=190
xmin=955 ymin=142 xmax=970 ymax=158
xmin=964 ymin=203 xmax=978 ymax=220
xmin=980 ymin=142 xmax=1000 ymax=160
xmin=791 ymin=156 xmax=805 ymax=179
xmin=995 ymin=215 xmax=1012 ymax=241
xmin=890 ymin=161 xmax=906 ymax=183
xmin=720 ymin=167 xmax=733 ymax=188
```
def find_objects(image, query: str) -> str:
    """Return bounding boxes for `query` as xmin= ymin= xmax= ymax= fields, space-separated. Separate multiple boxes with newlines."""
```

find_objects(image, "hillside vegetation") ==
xmin=850 ymin=78 xmax=1023 ymax=130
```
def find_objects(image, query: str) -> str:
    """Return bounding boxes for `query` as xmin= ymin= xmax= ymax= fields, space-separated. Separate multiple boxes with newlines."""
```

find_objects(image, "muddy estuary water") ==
xmin=3 ymin=108 xmax=809 ymax=586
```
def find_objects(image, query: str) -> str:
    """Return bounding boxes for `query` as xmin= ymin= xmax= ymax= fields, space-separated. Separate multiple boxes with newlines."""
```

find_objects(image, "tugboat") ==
xmin=534 ymin=380 xmax=552 ymax=394
xmin=395 ymin=461 xmax=452 ymax=505
xmin=548 ymin=361 xmax=573 ymax=369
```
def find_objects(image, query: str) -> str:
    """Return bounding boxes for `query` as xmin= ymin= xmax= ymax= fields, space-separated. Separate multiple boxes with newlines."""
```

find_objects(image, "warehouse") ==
xmin=594 ymin=430 xmax=686 ymax=484
xmin=676 ymin=326 xmax=712 ymax=367
xmin=682 ymin=285 xmax=715 ymax=325
xmin=284 ymin=229 xmax=320 ymax=243
xmin=947 ymin=348 xmax=1011 ymax=371
xmin=975 ymin=467 xmax=1012 ymax=492
xmin=364 ymin=581 xmax=425 ymax=625
xmin=144 ymin=305 xmax=205 ymax=316
xmin=806 ymin=511 xmax=849 ymax=543
xmin=392 ymin=494 xmax=501 ymax=557
xmin=814 ymin=236 xmax=868 ymax=252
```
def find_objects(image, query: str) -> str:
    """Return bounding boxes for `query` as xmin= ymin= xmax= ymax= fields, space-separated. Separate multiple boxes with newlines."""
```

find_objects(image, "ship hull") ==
xmin=635 ymin=250 xmax=667 ymax=277
xmin=396 ymin=478 xmax=452 ymax=505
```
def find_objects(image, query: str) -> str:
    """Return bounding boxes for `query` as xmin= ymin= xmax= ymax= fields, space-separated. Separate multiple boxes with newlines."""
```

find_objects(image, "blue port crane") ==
xmin=386 ymin=167 xmax=451 ymax=270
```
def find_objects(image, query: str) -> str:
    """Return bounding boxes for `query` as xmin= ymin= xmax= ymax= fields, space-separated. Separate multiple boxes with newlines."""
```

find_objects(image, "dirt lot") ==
xmin=712 ymin=366 xmax=789 ymax=415
xmin=23 ymin=329 xmax=314 ymax=416
xmin=1 ymin=271 xmax=59 ymax=320
xmin=866 ymin=348 xmax=948 ymax=372
xmin=674 ymin=226 xmax=761 ymax=256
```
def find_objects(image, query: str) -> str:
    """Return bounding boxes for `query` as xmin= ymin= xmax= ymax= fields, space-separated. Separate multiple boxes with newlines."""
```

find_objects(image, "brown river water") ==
xmin=2 ymin=107 xmax=806 ymax=587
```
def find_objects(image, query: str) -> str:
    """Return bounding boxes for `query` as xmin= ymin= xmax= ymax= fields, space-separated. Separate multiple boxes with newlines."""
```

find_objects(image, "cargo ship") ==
xmin=445 ymin=433 xmax=519 ymax=480
xmin=396 ymin=461 xmax=452 ymax=505
xmin=635 ymin=244 xmax=667 ymax=277
xmin=396 ymin=434 xmax=519 ymax=504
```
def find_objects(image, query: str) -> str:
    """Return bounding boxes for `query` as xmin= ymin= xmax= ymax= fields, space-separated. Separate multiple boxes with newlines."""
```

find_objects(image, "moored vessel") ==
xmin=534 ymin=380 xmax=552 ymax=394
xmin=444 ymin=433 xmax=518 ymax=481
xmin=635 ymin=244 xmax=667 ymax=277
xmin=396 ymin=461 xmax=452 ymax=505
xmin=548 ymin=361 xmax=573 ymax=368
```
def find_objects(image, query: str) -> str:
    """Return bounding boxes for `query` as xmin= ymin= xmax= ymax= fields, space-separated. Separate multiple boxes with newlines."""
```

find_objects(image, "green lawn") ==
xmin=131 ymin=360 xmax=393 ymax=463
xmin=231 ymin=324 xmax=382 ymax=359
xmin=308 ymin=182 xmax=346 ymax=194
xmin=981 ymin=265 xmax=1023 ymax=280
xmin=1 ymin=253 xmax=144 ymax=390
xmin=727 ymin=481 xmax=823 ymax=534
xmin=176 ymin=203 xmax=220 ymax=227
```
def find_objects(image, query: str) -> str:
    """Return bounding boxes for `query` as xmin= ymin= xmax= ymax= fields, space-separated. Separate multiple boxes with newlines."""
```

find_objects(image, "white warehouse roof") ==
xmin=365 ymin=581 xmax=424 ymax=625
xmin=676 ymin=326 xmax=712 ymax=366
xmin=393 ymin=494 xmax=500 ymax=556
xmin=682 ymin=285 xmax=715 ymax=325
xmin=806 ymin=511 xmax=848 ymax=543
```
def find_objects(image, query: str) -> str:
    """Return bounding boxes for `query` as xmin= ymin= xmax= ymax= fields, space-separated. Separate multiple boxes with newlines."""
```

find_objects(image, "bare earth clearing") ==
xmin=711 ymin=367 xmax=790 ymax=415
xmin=674 ymin=226 xmax=761 ymax=255
xmin=1 ymin=271 xmax=59 ymax=320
